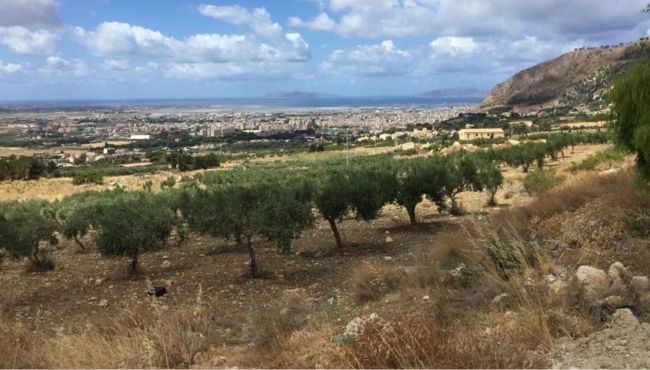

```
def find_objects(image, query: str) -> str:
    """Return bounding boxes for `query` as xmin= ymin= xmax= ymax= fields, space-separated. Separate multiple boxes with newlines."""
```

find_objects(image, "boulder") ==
xmin=609 ymin=262 xmax=631 ymax=287
xmin=574 ymin=266 xmax=610 ymax=303
xmin=631 ymin=276 xmax=650 ymax=292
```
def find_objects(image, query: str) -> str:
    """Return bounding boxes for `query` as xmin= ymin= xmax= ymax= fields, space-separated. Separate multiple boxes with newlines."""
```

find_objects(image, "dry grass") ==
xmin=0 ymin=287 xmax=215 ymax=369
xmin=351 ymin=261 xmax=401 ymax=304
xmin=343 ymin=311 xmax=550 ymax=369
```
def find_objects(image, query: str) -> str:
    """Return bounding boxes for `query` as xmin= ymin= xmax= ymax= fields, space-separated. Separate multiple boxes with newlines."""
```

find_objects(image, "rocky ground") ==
xmin=550 ymin=308 xmax=650 ymax=369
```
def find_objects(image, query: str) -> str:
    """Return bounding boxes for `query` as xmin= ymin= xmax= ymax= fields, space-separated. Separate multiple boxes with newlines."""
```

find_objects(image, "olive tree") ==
xmin=441 ymin=154 xmax=484 ymax=215
xmin=395 ymin=158 xmax=446 ymax=225
xmin=315 ymin=167 xmax=396 ymax=248
xmin=183 ymin=182 xmax=314 ymax=278
xmin=0 ymin=200 xmax=59 ymax=270
xmin=94 ymin=192 xmax=178 ymax=274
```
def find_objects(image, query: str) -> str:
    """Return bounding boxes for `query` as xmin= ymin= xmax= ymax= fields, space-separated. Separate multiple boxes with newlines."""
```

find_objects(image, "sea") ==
xmin=0 ymin=96 xmax=483 ymax=110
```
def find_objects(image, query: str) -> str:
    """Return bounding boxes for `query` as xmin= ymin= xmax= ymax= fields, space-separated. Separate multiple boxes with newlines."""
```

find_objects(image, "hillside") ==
xmin=480 ymin=40 xmax=650 ymax=111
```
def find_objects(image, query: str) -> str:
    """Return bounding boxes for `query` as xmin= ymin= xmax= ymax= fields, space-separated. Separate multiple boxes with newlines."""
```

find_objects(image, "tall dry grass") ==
xmin=0 ymin=286 xmax=215 ymax=369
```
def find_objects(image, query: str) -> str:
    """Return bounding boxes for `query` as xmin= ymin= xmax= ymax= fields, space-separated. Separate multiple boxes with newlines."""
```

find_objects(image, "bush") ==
xmin=72 ymin=170 xmax=104 ymax=185
xmin=523 ymin=168 xmax=564 ymax=195
xmin=568 ymin=147 xmax=626 ymax=173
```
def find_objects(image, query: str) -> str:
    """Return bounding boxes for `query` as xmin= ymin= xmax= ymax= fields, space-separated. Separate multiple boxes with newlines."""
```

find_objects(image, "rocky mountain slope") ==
xmin=480 ymin=40 xmax=649 ymax=111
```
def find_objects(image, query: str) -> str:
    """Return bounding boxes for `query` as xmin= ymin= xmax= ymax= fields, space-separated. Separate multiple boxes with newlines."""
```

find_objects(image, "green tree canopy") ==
xmin=609 ymin=62 xmax=650 ymax=178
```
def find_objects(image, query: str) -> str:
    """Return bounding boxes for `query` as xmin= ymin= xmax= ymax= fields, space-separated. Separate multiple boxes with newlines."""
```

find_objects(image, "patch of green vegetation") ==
xmin=568 ymin=147 xmax=626 ymax=173
xmin=523 ymin=168 xmax=565 ymax=195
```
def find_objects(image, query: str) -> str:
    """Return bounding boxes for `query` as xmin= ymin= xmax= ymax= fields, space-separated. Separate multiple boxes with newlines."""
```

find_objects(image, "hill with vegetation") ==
xmin=480 ymin=39 xmax=650 ymax=112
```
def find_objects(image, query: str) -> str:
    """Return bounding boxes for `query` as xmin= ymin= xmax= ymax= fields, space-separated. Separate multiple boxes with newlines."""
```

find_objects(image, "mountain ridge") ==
xmin=480 ymin=39 xmax=650 ymax=112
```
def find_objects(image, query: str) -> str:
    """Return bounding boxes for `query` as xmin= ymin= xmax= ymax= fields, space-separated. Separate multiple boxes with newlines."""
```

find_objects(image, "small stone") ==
xmin=94 ymin=278 xmax=103 ymax=287
xmin=327 ymin=297 xmax=335 ymax=305
xmin=161 ymin=305 xmax=169 ymax=311
xmin=545 ymin=274 xmax=557 ymax=283
xmin=555 ymin=265 xmax=568 ymax=278
xmin=383 ymin=256 xmax=393 ymax=261
xmin=162 ymin=255 xmax=169 ymax=260
xmin=164 ymin=279 xmax=173 ymax=287
xmin=492 ymin=293 xmax=508 ymax=304
xmin=98 ymin=299 xmax=108 ymax=308
xmin=386 ymin=237 xmax=394 ymax=243
xmin=423 ymin=295 xmax=430 ymax=301
xmin=108 ymin=285 xmax=114 ymax=289
xmin=161 ymin=260 xmax=172 ymax=269
xmin=314 ymin=251 xmax=324 ymax=258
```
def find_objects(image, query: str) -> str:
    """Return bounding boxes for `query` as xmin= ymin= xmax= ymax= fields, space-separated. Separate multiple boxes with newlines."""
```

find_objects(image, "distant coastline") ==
xmin=0 ymin=96 xmax=483 ymax=112
xmin=264 ymin=91 xmax=339 ymax=99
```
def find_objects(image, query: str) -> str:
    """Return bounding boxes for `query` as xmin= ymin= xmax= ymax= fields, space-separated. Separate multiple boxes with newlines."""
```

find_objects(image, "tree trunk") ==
xmin=522 ymin=164 xmax=529 ymax=173
xmin=235 ymin=232 xmax=243 ymax=246
xmin=327 ymin=217 xmax=344 ymax=248
xmin=407 ymin=206 xmax=417 ymax=225
xmin=246 ymin=236 xmax=258 ymax=279
xmin=488 ymin=191 xmax=497 ymax=207
xmin=73 ymin=235 xmax=86 ymax=252
xmin=128 ymin=249 xmax=138 ymax=275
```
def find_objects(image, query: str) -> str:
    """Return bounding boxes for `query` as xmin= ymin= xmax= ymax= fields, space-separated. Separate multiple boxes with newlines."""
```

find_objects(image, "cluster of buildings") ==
xmin=1 ymin=105 xmax=478 ymax=144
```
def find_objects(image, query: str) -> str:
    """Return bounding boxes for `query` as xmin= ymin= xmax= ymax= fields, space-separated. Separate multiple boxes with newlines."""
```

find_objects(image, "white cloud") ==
xmin=0 ymin=0 xmax=62 ymax=29
xmin=288 ymin=13 xmax=337 ymax=32
xmin=39 ymin=56 xmax=88 ymax=77
xmin=0 ymin=61 xmax=23 ymax=74
xmin=290 ymin=0 xmax=650 ymax=40
xmin=0 ymin=26 xmax=60 ymax=55
xmin=320 ymin=40 xmax=412 ymax=79
xmin=73 ymin=18 xmax=310 ymax=63
xmin=430 ymin=37 xmax=479 ymax=56
xmin=198 ymin=5 xmax=284 ymax=42
xmin=101 ymin=58 xmax=131 ymax=71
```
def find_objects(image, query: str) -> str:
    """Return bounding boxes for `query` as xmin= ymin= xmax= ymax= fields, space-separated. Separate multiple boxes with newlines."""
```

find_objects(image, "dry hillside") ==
xmin=480 ymin=40 xmax=649 ymax=111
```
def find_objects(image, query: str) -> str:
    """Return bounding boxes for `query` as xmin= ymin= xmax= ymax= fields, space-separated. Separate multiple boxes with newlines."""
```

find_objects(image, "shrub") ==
xmin=160 ymin=176 xmax=176 ymax=190
xmin=568 ymin=147 xmax=626 ymax=173
xmin=72 ymin=170 xmax=103 ymax=185
xmin=523 ymin=168 xmax=564 ymax=195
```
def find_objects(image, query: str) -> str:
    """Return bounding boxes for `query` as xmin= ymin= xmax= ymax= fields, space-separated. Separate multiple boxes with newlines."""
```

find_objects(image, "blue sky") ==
xmin=0 ymin=0 xmax=649 ymax=100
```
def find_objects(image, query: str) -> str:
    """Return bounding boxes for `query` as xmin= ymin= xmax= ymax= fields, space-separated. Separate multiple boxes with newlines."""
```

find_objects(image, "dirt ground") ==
xmin=0 ymin=143 xmax=627 ymax=368
xmin=549 ymin=309 xmax=650 ymax=368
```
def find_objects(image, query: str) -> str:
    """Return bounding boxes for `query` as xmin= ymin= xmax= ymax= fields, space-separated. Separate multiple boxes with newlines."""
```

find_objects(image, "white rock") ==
xmin=545 ymin=274 xmax=558 ymax=283
xmin=386 ymin=237 xmax=394 ymax=243
xmin=631 ymin=276 xmax=650 ymax=292
xmin=574 ymin=265 xmax=611 ymax=303
xmin=98 ymin=299 xmax=108 ymax=308
xmin=492 ymin=293 xmax=508 ymax=304
xmin=423 ymin=295 xmax=430 ymax=301
xmin=94 ymin=278 xmax=103 ymax=287
xmin=383 ymin=256 xmax=393 ymax=261
xmin=327 ymin=297 xmax=335 ymax=305
xmin=161 ymin=260 xmax=172 ymax=269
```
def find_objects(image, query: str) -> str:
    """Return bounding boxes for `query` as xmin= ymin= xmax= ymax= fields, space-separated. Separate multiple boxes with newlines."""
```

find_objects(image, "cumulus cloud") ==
xmin=0 ymin=61 xmax=23 ymax=74
xmin=290 ymin=0 xmax=650 ymax=40
xmin=319 ymin=40 xmax=412 ymax=79
xmin=429 ymin=37 xmax=479 ymax=57
xmin=39 ymin=56 xmax=88 ymax=77
xmin=73 ymin=6 xmax=311 ymax=64
xmin=0 ymin=26 xmax=60 ymax=55
xmin=0 ymin=0 xmax=62 ymax=55
xmin=101 ymin=58 xmax=131 ymax=71
xmin=0 ymin=0 xmax=62 ymax=29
